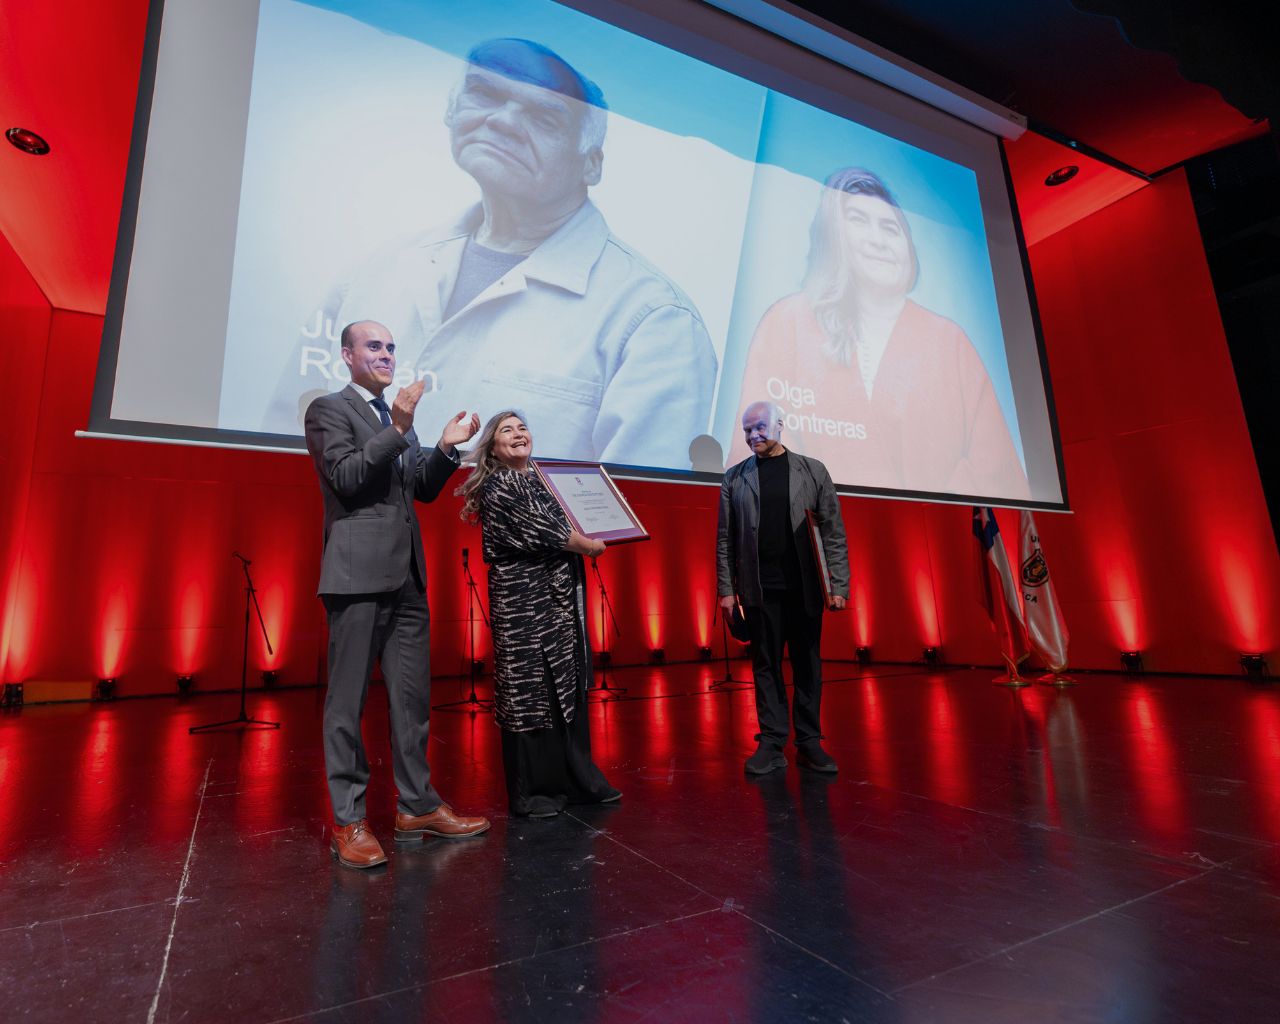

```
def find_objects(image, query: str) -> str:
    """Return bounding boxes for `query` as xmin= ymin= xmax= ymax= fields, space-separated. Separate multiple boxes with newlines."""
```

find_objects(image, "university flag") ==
xmin=972 ymin=507 xmax=1030 ymax=673
xmin=1018 ymin=511 xmax=1070 ymax=673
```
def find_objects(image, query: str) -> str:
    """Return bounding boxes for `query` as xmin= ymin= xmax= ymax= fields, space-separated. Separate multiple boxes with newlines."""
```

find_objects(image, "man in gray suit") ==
xmin=305 ymin=319 xmax=489 ymax=869
xmin=717 ymin=400 xmax=850 ymax=775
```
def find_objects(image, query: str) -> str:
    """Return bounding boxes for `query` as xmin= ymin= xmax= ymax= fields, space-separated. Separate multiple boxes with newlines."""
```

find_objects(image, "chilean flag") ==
xmin=973 ymin=507 xmax=1030 ymax=672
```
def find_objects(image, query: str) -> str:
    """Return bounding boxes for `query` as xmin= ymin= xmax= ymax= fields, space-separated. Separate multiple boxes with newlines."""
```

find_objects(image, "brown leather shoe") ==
xmin=330 ymin=819 xmax=387 ymax=869
xmin=394 ymin=803 xmax=491 ymax=842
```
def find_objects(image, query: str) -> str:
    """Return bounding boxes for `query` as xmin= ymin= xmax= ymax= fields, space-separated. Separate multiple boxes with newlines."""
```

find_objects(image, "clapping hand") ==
xmin=391 ymin=380 xmax=426 ymax=434
xmin=438 ymin=410 xmax=481 ymax=455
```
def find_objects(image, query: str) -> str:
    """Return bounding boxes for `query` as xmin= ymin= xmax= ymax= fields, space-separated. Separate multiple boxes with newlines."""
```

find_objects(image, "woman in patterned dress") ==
xmin=458 ymin=410 xmax=621 ymax=818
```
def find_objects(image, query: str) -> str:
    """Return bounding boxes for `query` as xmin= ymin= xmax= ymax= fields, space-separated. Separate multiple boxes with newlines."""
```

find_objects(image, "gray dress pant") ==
xmin=322 ymin=575 xmax=441 ymax=825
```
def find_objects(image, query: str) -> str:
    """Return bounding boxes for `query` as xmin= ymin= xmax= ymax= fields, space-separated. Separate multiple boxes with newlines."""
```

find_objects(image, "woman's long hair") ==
xmin=803 ymin=167 xmax=918 ymax=367
xmin=456 ymin=409 xmax=524 ymax=524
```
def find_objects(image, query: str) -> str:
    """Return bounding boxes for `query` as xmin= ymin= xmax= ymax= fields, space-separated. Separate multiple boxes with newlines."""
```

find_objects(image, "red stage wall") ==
xmin=1 ymin=171 xmax=1276 ymax=697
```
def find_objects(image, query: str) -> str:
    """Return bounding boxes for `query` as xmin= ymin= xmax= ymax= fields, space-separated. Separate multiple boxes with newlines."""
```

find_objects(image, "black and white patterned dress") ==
xmin=479 ymin=468 xmax=584 ymax=732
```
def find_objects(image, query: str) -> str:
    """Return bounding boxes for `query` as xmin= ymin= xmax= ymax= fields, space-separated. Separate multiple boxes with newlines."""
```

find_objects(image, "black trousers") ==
xmin=744 ymin=590 xmax=824 ymax=748
xmin=500 ymin=657 xmax=614 ymax=817
xmin=322 ymin=574 xmax=441 ymax=826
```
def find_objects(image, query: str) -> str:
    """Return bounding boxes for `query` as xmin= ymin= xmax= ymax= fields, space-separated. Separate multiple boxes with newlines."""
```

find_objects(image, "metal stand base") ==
xmin=433 ymin=691 xmax=494 ymax=713
xmin=190 ymin=712 xmax=280 ymax=734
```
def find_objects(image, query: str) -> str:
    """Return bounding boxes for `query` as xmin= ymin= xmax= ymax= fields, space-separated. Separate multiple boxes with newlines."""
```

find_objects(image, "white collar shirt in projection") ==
xmin=267 ymin=200 xmax=716 ymax=470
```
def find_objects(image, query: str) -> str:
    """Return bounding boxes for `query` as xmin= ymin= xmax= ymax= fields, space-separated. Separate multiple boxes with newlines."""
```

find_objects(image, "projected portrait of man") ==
xmin=729 ymin=167 xmax=1029 ymax=499
xmin=264 ymin=38 xmax=716 ymax=469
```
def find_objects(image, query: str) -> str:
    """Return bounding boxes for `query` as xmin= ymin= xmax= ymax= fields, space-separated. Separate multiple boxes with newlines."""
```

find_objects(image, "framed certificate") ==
xmin=805 ymin=509 xmax=837 ymax=609
xmin=534 ymin=461 xmax=650 ymax=544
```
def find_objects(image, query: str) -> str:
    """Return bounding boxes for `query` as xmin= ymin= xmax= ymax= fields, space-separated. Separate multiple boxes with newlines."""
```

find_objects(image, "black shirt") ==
xmin=756 ymin=451 xmax=802 ymax=591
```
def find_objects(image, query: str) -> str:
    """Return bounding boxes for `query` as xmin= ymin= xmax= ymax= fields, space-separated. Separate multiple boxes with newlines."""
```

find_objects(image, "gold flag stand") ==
xmin=993 ymin=654 xmax=1032 ymax=688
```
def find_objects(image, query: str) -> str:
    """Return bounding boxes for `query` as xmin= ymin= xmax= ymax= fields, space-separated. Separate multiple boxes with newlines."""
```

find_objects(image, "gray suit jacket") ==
xmin=304 ymin=385 xmax=459 ymax=596
xmin=716 ymin=451 xmax=851 ymax=617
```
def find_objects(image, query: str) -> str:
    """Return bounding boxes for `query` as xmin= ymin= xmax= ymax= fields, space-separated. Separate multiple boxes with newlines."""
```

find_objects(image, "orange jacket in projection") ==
xmin=728 ymin=294 xmax=1030 ymax=500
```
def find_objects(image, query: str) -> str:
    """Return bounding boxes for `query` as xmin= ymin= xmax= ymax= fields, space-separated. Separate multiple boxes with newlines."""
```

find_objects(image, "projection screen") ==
xmin=90 ymin=0 xmax=1068 ymax=509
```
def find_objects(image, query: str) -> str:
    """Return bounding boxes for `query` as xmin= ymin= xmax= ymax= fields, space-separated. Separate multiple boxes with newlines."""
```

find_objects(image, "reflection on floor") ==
xmin=3 ymin=663 xmax=1280 ymax=1022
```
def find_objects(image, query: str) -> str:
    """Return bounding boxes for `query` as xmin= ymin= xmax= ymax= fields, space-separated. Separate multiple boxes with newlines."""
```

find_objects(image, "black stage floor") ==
xmin=4 ymin=663 xmax=1280 ymax=1022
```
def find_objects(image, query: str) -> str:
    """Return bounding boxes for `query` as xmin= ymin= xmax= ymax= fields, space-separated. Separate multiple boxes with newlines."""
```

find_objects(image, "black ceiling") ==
xmin=790 ymin=0 xmax=1273 ymax=176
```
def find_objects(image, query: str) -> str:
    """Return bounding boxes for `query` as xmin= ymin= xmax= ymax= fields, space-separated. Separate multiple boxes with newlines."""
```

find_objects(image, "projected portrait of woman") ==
xmin=730 ymin=167 xmax=1029 ymax=499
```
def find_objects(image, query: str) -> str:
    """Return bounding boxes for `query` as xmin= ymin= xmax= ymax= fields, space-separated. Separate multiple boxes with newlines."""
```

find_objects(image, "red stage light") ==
xmin=257 ymin=581 xmax=289 ymax=670
xmin=852 ymin=581 xmax=871 ymax=648
xmin=859 ymin=679 xmax=892 ymax=789
xmin=72 ymin=713 xmax=119 ymax=855
xmin=694 ymin=589 xmax=711 ymax=648
xmin=176 ymin=580 xmax=207 ymax=676
xmin=1247 ymin=697 xmax=1280 ymax=849
xmin=97 ymin=589 xmax=130 ymax=679
xmin=926 ymin=679 xmax=971 ymax=805
xmin=0 ymin=575 xmax=37 ymax=683
xmin=1217 ymin=543 xmax=1270 ymax=654
xmin=644 ymin=582 xmax=663 ymax=649
xmin=913 ymin=569 xmax=941 ymax=648
xmin=1127 ymin=688 xmax=1186 ymax=839
xmin=1094 ymin=550 xmax=1145 ymax=652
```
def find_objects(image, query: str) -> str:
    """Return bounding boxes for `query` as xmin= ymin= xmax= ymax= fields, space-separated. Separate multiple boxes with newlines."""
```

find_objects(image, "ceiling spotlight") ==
xmin=1120 ymin=651 xmax=1144 ymax=676
xmin=1044 ymin=165 xmax=1079 ymax=187
xmin=6 ymin=127 xmax=50 ymax=156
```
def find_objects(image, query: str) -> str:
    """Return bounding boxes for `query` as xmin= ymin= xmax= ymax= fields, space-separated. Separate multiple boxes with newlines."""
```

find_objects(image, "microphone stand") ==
xmin=589 ymin=557 xmax=626 ymax=700
xmin=434 ymin=548 xmax=494 ymax=712
xmin=709 ymin=600 xmax=751 ymax=691
xmin=190 ymin=552 xmax=280 ymax=733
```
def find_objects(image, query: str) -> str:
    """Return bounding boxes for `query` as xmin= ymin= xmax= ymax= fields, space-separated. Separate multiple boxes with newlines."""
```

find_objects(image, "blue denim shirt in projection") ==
xmin=267 ymin=201 xmax=717 ymax=469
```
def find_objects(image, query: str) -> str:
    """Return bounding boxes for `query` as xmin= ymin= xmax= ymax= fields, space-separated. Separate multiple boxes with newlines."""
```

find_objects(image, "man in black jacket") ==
xmin=305 ymin=319 xmax=488 ymax=868
xmin=717 ymin=400 xmax=851 ymax=775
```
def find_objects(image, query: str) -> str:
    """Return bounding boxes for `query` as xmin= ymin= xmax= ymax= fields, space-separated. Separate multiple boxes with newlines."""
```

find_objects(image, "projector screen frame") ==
xmin=90 ymin=0 xmax=1071 ymax=512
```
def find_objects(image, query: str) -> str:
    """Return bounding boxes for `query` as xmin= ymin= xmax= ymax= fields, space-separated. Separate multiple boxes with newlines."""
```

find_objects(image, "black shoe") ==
xmin=797 ymin=741 xmax=838 ymax=773
xmin=511 ymin=795 xmax=564 ymax=819
xmin=745 ymin=743 xmax=787 ymax=775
